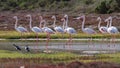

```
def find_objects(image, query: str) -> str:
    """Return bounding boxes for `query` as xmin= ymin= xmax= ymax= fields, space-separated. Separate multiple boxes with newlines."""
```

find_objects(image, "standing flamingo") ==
xmin=63 ymin=14 xmax=76 ymax=49
xmin=41 ymin=20 xmax=54 ymax=53
xmin=51 ymin=15 xmax=64 ymax=34
xmin=13 ymin=16 xmax=28 ymax=39
xmin=26 ymin=14 xmax=43 ymax=51
xmin=97 ymin=17 xmax=108 ymax=49
xmin=97 ymin=17 xmax=108 ymax=34
xmin=75 ymin=15 xmax=96 ymax=47
xmin=105 ymin=16 xmax=119 ymax=47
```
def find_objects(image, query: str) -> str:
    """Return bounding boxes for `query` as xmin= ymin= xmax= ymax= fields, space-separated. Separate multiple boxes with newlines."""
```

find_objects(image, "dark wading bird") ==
xmin=13 ymin=44 xmax=21 ymax=51
xmin=25 ymin=45 xmax=30 ymax=52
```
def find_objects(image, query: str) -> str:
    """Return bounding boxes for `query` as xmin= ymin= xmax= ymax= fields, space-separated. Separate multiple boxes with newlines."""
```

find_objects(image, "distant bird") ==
xmin=41 ymin=20 xmax=54 ymax=52
xmin=25 ymin=45 xmax=30 ymax=52
xmin=26 ymin=14 xmax=43 ymax=47
xmin=97 ymin=17 xmax=108 ymax=34
xmin=97 ymin=17 xmax=108 ymax=49
xmin=75 ymin=15 xmax=96 ymax=47
xmin=13 ymin=16 xmax=28 ymax=38
xmin=51 ymin=15 xmax=64 ymax=33
xmin=64 ymin=14 xmax=76 ymax=49
xmin=105 ymin=16 xmax=119 ymax=47
xmin=106 ymin=16 xmax=119 ymax=34
xmin=13 ymin=44 xmax=21 ymax=51
xmin=26 ymin=14 xmax=43 ymax=33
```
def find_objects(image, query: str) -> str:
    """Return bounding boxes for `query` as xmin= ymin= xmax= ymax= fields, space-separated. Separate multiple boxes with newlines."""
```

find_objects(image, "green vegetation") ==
xmin=0 ymin=50 xmax=120 ymax=63
xmin=0 ymin=50 xmax=80 ymax=63
xmin=0 ymin=0 xmax=120 ymax=14
xmin=97 ymin=53 xmax=120 ymax=63
xmin=0 ymin=31 xmax=120 ymax=39
xmin=0 ymin=50 xmax=77 ymax=59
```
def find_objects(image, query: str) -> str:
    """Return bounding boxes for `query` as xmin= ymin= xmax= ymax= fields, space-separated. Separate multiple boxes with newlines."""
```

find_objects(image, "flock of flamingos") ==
xmin=13 ymin=14 xmax=119 ymax=52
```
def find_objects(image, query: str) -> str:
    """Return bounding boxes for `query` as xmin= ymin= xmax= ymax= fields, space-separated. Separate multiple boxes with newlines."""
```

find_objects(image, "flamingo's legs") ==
xmin=66 ymin=34 xmax=72 ymax=51
xmin=69 ymin=34 xmax=73 ymax=49
xmin=36 ymin=33 xmax=39 ymax=51
xmin=61 ymin=33 xmax=66 ymax=50
xmin=113 ymin=34 xmax=116 ymax=47
xmin=46 ymin=33 xmax=50 ymax=52
xmin=21 ymin=33 xmax=23 ymax=40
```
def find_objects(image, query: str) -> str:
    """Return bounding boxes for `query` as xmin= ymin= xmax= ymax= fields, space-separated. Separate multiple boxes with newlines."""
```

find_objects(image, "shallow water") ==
xmin=0 ymin=40 xmax=120 ymax=51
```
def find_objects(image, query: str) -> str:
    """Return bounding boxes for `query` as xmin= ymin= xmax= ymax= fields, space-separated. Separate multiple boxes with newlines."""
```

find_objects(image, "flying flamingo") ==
xmin=63 ymin=14 xmax=76 ymax=50
xmin=13 ymin=16 xmax=28 ymax=39
xmin=75 ymin=15 xmax=96 ymax=47
xmin=26 ymin=14 xmax=43 ymax=50
xmin=105 ymin=16 xmax=119 ymax=47
xmin=41 ymin=20 xmax=54 ymax=53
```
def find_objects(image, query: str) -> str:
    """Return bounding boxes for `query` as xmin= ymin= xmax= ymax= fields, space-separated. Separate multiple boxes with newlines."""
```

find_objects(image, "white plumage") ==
xmin=13 ymin=16 xmax=28 ymax=33
xmin=51 ymin=15 xmax=64 ymax=33
xmin=26 ymin=14 xmax=42 ymax=33
xmin=64 ymin=14 xmax=76 ymax=34
xmin=106 ymin=16 xmax=119 ymax=34
xmin=97 ymin=17 xmax=108 ymax=33
xmin=75 ymin=15 xmax=96 ymax=34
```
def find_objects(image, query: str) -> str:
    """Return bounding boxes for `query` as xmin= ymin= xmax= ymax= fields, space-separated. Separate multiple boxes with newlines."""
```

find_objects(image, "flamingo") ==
xmin=26 ymin=14 xmax=43 ymax=50
xmin=75 ymin=15 xmax=96 ymax=47
xmin=63 ymin=14 xmax=76 ymax=49
xmin=51 ymin=15 xmax=64 ymax=34
xmin=105 ymin=16 xmax=119 ymax=47
xmin=13 ymin=16 xmax=28 ymax=39
xmin=97 ymin=17 xmax=109 ymax=49
xmin=41 ymin=20 xmax=54 ymax=52
xmin=97 ymin=17 xmax=108 ymax=34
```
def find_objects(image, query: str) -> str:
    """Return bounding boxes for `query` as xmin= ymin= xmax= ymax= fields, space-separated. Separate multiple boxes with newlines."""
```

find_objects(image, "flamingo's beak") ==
xmin=73 ymin=17 xmax=83 ymax=21
xmin=104 ymin=19 xmax=109 ymax=23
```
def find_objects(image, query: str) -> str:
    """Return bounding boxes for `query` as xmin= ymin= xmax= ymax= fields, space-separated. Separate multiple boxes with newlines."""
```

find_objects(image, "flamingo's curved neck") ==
xmin=42 ymin=20 xmax=46 ymax=27
xmin=98 ymin=18 xmax=101 ymax=29
xmin=14 ymin=17 xmax=18 ymax=29
xmin=29 ymin=15 xmax=32 ymax=29
xmin=106 ymin=20 xmax=110 ymax=28
xmin=39 ymin=16 xmax=43 ymax=28
xmin=53 ymin=16 xmax=56 ymax=27
xmin=65 ymin=15 xmax=68 ymax=28
xmin=109 ymin=17 xmax=112 ymax=27
xmin=62 ymin=19 xmax=66 ymax=29
xmin=82 ymin=16 xmax=85 ymax=31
